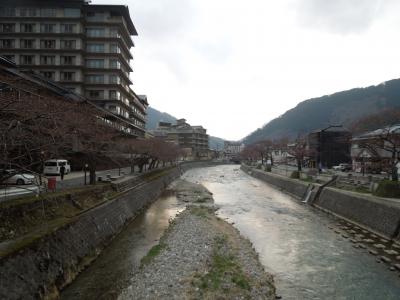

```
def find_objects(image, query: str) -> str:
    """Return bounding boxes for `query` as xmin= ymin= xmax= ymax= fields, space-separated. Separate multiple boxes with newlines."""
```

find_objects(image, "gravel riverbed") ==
xmin=118 ymin=180 xmax=276 ymax=299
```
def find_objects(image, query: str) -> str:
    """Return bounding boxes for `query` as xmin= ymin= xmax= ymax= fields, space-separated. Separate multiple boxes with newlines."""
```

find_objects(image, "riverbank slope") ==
xmin=119 ymin=180 xmax=276 ymax=299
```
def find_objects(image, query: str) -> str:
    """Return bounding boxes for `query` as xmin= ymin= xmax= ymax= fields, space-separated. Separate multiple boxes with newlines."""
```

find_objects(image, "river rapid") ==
xmin=183 ymin=165 xmax=400 ymax=299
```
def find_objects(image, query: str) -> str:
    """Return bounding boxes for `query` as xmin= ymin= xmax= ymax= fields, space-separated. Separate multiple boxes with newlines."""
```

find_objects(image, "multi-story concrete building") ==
xmin=306 ymin=125 xmax=352 ymax=169
xmin=223 ymin=141 xmax=244 ymax=159
xmin=152 ymin=119 xmax=209 ymax=159
xmin=0 ymin=0 xmax=147 ymax=137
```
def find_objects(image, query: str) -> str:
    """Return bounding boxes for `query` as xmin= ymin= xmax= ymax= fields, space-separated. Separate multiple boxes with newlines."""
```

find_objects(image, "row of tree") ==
xmin=240 ymin=108 xmax=400 ymax=181
xmin=0 ymin=72 xmax=184 ymax=185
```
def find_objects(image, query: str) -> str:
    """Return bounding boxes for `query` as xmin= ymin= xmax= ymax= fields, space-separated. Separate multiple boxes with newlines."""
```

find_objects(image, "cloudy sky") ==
xmin=93 ymin=0 xmax=400 ymax=141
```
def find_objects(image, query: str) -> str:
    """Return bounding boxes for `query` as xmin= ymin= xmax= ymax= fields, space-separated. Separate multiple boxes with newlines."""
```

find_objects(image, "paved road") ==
xmin=0 ymin=166 xmax=135 ymax=202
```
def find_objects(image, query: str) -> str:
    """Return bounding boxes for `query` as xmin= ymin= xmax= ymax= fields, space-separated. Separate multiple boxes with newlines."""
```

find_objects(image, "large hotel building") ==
xmin=0 ymin=0 xmax=147 ymax=137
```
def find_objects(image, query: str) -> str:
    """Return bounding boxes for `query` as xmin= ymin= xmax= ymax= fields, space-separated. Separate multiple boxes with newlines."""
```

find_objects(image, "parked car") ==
xmin=0 ymin=169 xmax=36 ymax=185
xmin=44 ymin=159 xmax=71 ymax=175
xmin=332 ymin=163 xmax=352 ymax=172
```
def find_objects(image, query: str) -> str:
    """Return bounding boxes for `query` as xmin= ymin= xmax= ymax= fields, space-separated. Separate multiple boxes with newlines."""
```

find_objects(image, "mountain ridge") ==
xmin=243 ymin=79 xmax=400 ymax=144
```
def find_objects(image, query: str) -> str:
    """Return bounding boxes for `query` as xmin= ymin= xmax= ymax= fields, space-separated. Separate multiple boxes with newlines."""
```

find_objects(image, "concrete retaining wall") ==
xmin=0 ymin=162 xmax=223 ymax=299
xmin=242 ymin=164 xmax=400 ymax=241
xmin=314 ymin=187 xmax=400 ymax=240
xmin=241 ymin=165 xmax=309 ymax=200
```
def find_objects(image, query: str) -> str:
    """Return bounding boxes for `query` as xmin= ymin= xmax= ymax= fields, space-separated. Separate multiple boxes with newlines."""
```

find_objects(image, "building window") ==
xmin=109 ymin=59 xmax=120 ymax=69
xmin=110 ymin=28 xmax=119 ymax=37
xmin=86 ymin=28 xmax=105 ymax=37
xmin=20 ymin=39 xmax=35 ymax=49
xmin=60 ymin=24 xmax=76 ymax=33
xmin=40 ymin=39 xmax=56 ymax=49
xmin=86 ymin=43 xmax=104 ymax=53
xmin=0 ymin=7 xmax=16 ymax=17
xmin=41 ymin=8 xmax=57 ymax=17
xmin=20 ymin=55 xmax=35 ymax=65
xmin=61 ymin=56 xmax=75 ymax=65
xmin=110 ymin=44 xmax=119 ymax=53
xmin=19 ymin=8 xmax=37 ymax=17
xmin=0 ymin=39 xmax=14 ymax=49
xmin=88 ymin=90 xmax=104 ymax=99
xmin=40 ymin=55 xmax=55 ymax=65
xmin=61 ymin=72 xmax=75 ymax=81
xmin=109 ymin=90 xmax=120 ymax=100
xmin=86 ymin=12 xmax=95 ymax=17
xmin=86 ymin=59 xmax=104 ymax=68
xmin=64 ymin=8 xmax=80 ymax=17
xmin=61 ymin=40 xmax=76 ymax=49
xmin=109 ymin=75 xmax=120 ymax=84
xmin=20 ymin=23 xmax=35 ymax=33
xmin=86 ymin=74 xmax=104 ymax=84
xmin=0 ymin=23 xmax=15 ymax=33
xmin=41 ymin=23 xmax=56 ymax=33
xmin=40 ymin=71 xmax=55 ymax=80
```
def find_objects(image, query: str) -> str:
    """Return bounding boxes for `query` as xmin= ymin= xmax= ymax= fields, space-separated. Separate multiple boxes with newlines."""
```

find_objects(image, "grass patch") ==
xmin=141 ymin=166 xmax=175 ymax=182
xmin=141 ymin=243 xmax=166 ymax=266
xmin=190 ymin=206 xmax=212 ymax=219
xmin=194 ymin=235 xmax=250 ymax=292
xmin=290 ymin=171 xmax=300 ymax=179
xmin=373 ymin=180 xmax=400 ymax=198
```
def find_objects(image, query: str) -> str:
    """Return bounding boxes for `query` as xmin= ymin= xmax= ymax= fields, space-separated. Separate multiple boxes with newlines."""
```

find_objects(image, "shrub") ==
xmin=373 ymin=180 xmax=400 ymax=198
xmin=256 ymin=164 xmax=262 ymax=169
xmin=290 ymin=171 xmax=300 ymax=179
xmin=265 ymin=165 xmax=271 ymax=172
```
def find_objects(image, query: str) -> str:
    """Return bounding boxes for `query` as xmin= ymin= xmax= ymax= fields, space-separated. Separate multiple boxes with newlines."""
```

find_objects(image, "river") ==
xmin=183 ymin=165 xmax=400 ymax=299
xmin=62 ymin=165 xmax=400 ymax=299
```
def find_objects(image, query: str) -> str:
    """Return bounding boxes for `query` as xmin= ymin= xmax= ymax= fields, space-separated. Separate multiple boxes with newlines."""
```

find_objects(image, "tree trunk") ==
xmin=392 ymin=165 xmax=398 ymax=181
xmin=297 ymin=159 xmax=302 ymax=171
xmin=89 ymin=166 xmax=96 ymax=185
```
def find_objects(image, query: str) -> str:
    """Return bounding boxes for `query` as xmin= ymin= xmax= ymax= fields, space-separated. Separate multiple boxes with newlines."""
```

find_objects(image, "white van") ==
xmin=44 ymin=159 xmax=71 ymax=175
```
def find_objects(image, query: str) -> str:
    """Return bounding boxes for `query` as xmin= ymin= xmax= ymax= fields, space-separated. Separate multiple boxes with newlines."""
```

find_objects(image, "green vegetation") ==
xmin=141 ymin=243 xmax=166 ymax=266
xmin=373 ymin=180 xmax=400 ymax=198
xmin=191 ymin=206 xmax=211 ymax=218
xmin=243 ymin=79 xmax=400 ymax=143
xmin=141 ymin=166 xmax=175 ymax=182
xmin=300 ymin=176 xmax=314 ymax=183
xmin=194 ymin=235 xmax=250 ymax=292
xmin=290 ymin=171 xmax=300 ymax=179
xmin=265 ymin=165 xmax=272 ymax=172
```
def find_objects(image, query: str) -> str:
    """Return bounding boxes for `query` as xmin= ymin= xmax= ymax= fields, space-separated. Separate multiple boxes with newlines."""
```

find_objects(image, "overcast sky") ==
xmin=93 ymin=0 xmax=400 ymax=141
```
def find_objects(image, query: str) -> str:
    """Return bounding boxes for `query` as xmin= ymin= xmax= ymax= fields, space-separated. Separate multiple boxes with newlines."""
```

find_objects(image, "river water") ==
xmin=61 ymin=191 xmax=185 ymax=299
xmin=183 ymin=165 xmax=400 ymax=299
xmin=62 ymin=165 xmax=400 ymax=299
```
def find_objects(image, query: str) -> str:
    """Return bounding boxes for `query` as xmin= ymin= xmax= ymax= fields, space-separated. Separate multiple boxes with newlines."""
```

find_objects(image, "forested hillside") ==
xmin=243 ymin=79 xmax=400 ymax=144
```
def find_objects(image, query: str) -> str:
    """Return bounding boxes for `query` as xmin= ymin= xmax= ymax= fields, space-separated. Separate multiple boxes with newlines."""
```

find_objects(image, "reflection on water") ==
xmin=61 ymin=190 xmax=184 ymax=300
xmin=183 ymin=165 xmax=400 ymax=300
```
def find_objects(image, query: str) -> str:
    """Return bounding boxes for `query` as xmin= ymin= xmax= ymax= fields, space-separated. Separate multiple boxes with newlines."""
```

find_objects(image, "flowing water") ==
xmin=183 ymin=165 xmax=400 ymax=299
xmin=62 ymin=165 xmax=400 ymax=299
xmin=60 ymin=191 xmax=185 ymax=299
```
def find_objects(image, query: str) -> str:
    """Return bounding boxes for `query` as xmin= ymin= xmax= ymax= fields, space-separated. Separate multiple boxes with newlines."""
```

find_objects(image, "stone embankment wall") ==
xmin=241 ymin=165 xmax=309 ymax=199
xmin=0 ymin=161 xmax=225 ymax=300
xmin=241 ymin=165 xmax=400 ymax=242
xmin=313 ymin=187 xmax=400 ymax=240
